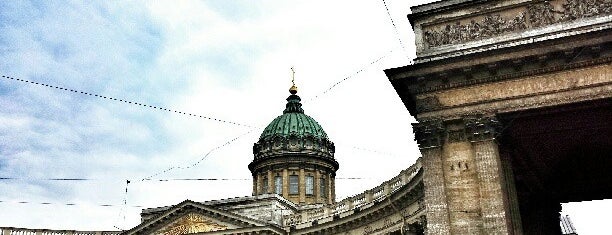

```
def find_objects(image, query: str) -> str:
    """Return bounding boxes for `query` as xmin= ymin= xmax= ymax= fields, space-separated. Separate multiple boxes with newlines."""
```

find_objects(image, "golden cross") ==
xmin=291 ymin=67 xmax=295 ymax=86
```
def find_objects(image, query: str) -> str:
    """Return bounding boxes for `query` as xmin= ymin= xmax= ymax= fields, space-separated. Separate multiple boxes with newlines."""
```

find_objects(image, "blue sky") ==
xmin=0 ymin=0 xmax=608 ymax=233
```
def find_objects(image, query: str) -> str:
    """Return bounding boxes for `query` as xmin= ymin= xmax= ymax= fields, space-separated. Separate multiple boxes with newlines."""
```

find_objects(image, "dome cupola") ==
xmin=248 ymin=82 xmax=338 ymax=205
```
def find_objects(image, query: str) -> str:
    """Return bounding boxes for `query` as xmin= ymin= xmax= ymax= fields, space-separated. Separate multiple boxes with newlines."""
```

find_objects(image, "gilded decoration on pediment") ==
xmin=423 ymin=0 xmax=612 ymax=47
xmin=158 ymin=213 xmax=228 ymax=235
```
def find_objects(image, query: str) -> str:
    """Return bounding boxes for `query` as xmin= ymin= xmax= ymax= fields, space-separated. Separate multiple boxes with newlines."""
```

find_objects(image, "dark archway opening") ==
xmin=499 ymin=98 xmax=612 ymax=234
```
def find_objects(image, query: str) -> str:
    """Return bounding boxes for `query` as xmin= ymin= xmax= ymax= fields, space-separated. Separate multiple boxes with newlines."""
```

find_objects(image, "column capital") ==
xmin=465 ymin=115 xmax=502 ymax=142
xmin=412 ymin=119 xmax=445 ymax=149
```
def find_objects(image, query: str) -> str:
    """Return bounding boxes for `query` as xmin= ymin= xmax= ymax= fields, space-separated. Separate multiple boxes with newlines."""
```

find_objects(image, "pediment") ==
xmin=122 ymin=200 xmax=267 ymax=235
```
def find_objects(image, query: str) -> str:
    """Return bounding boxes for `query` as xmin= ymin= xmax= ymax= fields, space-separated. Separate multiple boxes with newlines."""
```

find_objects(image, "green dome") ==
xmin=259 ymin=94 xmax=328 ymax=140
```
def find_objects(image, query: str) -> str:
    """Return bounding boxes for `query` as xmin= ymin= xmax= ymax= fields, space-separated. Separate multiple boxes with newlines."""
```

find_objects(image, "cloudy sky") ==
xmin=0 ymin=0 xmax=608 ymax=233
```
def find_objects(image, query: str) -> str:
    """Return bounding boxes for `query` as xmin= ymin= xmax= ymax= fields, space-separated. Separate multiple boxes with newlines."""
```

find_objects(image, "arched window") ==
xmin=274 ymin=176 xmax=283 ymax=194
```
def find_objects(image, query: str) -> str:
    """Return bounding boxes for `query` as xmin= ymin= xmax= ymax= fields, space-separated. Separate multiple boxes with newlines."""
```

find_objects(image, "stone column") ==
xmin=443 ymin=121 xmax=482 ymax=235
xmin=315 ymin=170 xmax=321 ymax=203
xmin=267 ymin=170 xmax=273 ymax=194
xmin=413 ymin=120 xmax=451 ymax=235
xmin=299 ymin=168 xmax=306 ymax=204
xmin=329 ymin=173 xmax=335 ymax=204
xmin=466 ymin=116 xmax=511 ymax=234
xmin=252 ymin=175 xmax=258 ymax=196
xmin=282 ymin=169 xmax=289 ymax=199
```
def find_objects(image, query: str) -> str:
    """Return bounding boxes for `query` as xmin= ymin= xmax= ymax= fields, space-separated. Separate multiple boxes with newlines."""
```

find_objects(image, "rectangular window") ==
xmin=275 ymin=176 xmax=283 ymax=194
xmin=306 ymin=176 xmax=314 ymax=195
xmin=289 ymin=175 xmax=299 ymax=195
xmin=320 ymin=177 xmax=327 ymax=198
xmin=262 ymin=177 xmax=268 ymax=194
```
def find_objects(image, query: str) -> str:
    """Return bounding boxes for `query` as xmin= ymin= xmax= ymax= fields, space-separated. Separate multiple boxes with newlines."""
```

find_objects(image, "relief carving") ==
xmin=285 ymin=214 xmax=302 ymax=226
xmin=527 ymin=1 xmax=558 ymax=27
xmin=423 ymin=0 xmax=612 ymax=47
xmin=158 ymin=213 xmax=227 ymax=235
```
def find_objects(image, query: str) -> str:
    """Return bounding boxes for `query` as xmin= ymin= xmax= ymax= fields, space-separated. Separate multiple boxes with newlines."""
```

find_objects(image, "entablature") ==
xmin=386 ymin=30 xmax=612 ymax=118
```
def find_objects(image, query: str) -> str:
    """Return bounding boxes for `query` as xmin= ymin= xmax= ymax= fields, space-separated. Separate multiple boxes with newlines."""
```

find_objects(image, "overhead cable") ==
xmin=139 ymin=128 xmax=258 ymax=181
xmin=0 ymin=199 xmax=143 ymax=208
xmin=307 ymin=50 xmax=392 ymax=102
xmin=0 ymin=74 xmax=254 ymax=128
xmin=381 ymin=0 xmax=409 ymax=60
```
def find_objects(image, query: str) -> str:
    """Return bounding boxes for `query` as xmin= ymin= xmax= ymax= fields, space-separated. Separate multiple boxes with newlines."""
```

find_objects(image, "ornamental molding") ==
xmin=423 ymin=0 xmax=612 ymax=48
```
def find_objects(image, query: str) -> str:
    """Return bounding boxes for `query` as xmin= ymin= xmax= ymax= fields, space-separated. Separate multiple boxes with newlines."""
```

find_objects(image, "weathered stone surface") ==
xmin=421 ymin=148 xmax=451 ymax=235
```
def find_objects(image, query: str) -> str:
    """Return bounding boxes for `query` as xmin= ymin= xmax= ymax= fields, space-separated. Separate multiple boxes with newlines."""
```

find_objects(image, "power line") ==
xmin=140 ymin=128 xmax=258 ymax=181
xmin=0 ymin=74 xmax=254 ymax=128
xmin=0 ymin=199 xmax=144 ymax=208
xmin=0 ymin=177 xmax=91 ymax=181
xmin=381 ymin=0 xmax=409 ymax=60
xmin=307 ymin=51 xmax=392 ymax=101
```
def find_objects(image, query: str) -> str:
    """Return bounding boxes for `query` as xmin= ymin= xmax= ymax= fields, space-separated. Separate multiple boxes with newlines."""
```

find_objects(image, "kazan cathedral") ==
xmin=5 ymin=0 xmax=610 ymax=233
xmin=114 ymin=85 xmax=426 ymax=235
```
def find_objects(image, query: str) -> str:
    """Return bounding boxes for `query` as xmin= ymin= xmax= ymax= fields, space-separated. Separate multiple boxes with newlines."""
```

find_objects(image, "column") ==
xmin=413 ymin=120 xmax=451 ymax=235
xmin=267 ymin=170 xmax=273 ymax=194
xmin=330 ymin=174 xmax=335 ymax=203
xmin=282 ymin=169 xmax=289 ymax=199
xmin=315 ymin=170 xmax=321 ymax=203
xmin=299 ymin=168 xmax=306 ymax=204
xmin=252 ymin=174 xmax=258 ymax=196
xmin=466 ymin=116 xmax=511 ymax=234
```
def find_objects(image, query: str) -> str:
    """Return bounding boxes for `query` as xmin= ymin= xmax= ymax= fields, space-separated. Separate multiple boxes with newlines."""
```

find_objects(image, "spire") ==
xmin=289 ymin=67 xmax=298 ymax=94
xmin=284 ymin=67 xmax=303 ymax=113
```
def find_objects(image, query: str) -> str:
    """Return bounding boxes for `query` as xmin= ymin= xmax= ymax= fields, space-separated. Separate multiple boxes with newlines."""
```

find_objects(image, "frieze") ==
xmin=423 ymin=0 xmax=612 ymax=48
